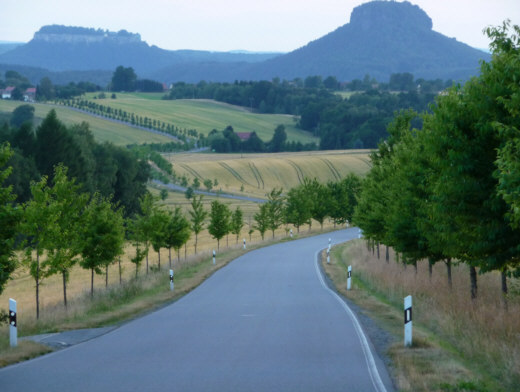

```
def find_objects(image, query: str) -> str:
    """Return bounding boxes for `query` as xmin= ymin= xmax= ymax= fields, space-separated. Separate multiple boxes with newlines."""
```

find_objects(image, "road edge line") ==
xmin=314 ymin=248 xmax=388 ymax=392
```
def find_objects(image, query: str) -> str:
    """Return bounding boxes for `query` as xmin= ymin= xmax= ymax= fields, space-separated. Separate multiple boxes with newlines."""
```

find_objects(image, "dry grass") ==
xmin=323 ymin=240 xmax=520 ymax=392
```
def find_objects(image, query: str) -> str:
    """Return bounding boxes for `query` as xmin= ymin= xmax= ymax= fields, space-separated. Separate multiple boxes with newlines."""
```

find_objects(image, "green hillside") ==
xmin=0 ymin=100 xmax=173 ymax=145
xmin=82 ymin=93 xmax=317 ymax=144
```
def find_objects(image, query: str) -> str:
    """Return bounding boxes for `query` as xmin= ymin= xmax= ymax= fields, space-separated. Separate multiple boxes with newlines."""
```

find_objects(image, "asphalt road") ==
xmin=1 ymin=229 xmax=394 ymax=391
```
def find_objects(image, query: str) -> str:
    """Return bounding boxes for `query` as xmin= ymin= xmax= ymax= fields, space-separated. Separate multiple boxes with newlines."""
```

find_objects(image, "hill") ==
xmin=0 ymin=25 xmax=280 ymax=83
xmin=0 ymin=1 xmax=490 ymax=84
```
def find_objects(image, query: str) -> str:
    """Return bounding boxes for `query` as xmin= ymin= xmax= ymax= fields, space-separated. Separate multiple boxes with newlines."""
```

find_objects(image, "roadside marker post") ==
xmin=347 ymin=266 xmax=352 ymax=290
xmin=213 ymin=250 xmax=216 ymax=265
xmin=404 ymin=295 xmax=413 ymax=347
xmin=327 ymin=249 xmax=330 ymax=264
xmin=169 ymin=270 xmax=174 ymax=291
xmin=328 ymin=238 xmax=332 ymax=251
xmin=9 ymin=298 xmax=17 ymax=347
xmin=290 ymin=229 xmax=293 ymax=238
xmin=243 ymin=239 xmax=246 ymax=250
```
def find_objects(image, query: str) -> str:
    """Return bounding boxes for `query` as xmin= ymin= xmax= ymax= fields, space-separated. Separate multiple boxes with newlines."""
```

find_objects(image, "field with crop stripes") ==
xmin=165 ymin=150 xmax=371 ymax=198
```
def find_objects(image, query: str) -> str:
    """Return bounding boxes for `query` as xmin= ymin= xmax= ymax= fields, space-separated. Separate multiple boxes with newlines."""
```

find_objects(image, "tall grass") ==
xmin=334 ymin=240 xmax=520 ymax=391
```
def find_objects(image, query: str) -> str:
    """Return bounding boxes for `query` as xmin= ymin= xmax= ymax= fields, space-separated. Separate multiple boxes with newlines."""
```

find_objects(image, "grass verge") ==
xmin=322 ymin=240 xmax=519 ymax=392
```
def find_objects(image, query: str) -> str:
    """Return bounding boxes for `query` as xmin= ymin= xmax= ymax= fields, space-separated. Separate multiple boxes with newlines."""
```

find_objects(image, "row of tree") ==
xmin=353 ymin=23 xmax=520 ymax=299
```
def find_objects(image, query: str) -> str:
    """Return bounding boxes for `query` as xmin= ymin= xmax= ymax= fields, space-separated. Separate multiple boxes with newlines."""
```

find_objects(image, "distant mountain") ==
xmin=0 ymin=25 xmax=281 ymax=83
xmin=0 ymin=2 xmax=490 ymax=85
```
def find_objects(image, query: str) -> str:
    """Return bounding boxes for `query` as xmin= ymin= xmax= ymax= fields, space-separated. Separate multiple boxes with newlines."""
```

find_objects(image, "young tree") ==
xmin=20 ymin=173 xmax=54 ymax=318
xmin=150 ymin=208 xmax=170 ymax=270
xmin=79 ymin=194 xmax=125 ymax=297
xmin=208 ymin=200 xmax=231 ymax=250
xmin=285 ymin=186 xmax=312 ymax=233
xmin=164 ymin=207 xmax=191 ymax=265
xmin=254 ymin=203 xmax=269 ymax=240
xmin=189 ymin=195 xmax=207 ymax=254
xmin=266 ymin=188 xmax=285 ymax=238
xmin=43 ymin=164 xmax=88 ymax=308
xmin=230 ymin=207 xmax=244 ymax=243
xmin=0 ymin=144 xmax=20 ymax=295
xmin=203 ymin=179 xmax=213 ymax=192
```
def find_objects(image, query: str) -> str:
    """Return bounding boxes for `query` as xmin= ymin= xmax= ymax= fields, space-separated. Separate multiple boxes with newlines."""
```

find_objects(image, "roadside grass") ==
xmin=82 ymin=93 xmax=317 ymax=143
xmin=0 ymin=100 xmax=172 ymax=145
xmin=322 ymin=240 xmax=520 ymax=392
xmin=165 ymin=150 xmax=371 ymax=198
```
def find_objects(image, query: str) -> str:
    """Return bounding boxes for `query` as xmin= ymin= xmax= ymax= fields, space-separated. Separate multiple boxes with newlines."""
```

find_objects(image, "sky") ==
xmin=1 ymin=0 xmax=519 ymax=52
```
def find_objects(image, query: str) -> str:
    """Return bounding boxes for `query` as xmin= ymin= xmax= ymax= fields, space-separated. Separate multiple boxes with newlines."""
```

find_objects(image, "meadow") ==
xmin=165 ymin=149 xmax=371 ymax=198
xmin=82 ymin=93 xmax=318 ymax=143
xmin=0 ymin=100 xmax=172 ymax=145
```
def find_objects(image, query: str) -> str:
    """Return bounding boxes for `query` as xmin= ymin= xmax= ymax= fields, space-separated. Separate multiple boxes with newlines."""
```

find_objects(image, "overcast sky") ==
xmin=2 ymin=0 xmax=519 ymax=52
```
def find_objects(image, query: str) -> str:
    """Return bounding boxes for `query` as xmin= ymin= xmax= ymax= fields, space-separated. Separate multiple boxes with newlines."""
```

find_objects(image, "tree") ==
xmin=203 ymin=179 xmax=213 ymax=192
xmin=10 ymin=104 xmax=35 ymax=128
xmin=20 ymin=174 xmax=56 ymax=318
xmin=149 ymin=208 xmax=170 ymax=269
xmin=269 ymin=125 xmax=287 ymax=152
xmin=189 ymin=195 xmax=207 ymax=254
xmin=230 ymin=207 xmax=244 ymax=243
xmin=164 ymin=207 xmax=191 ymax=266
xmin=0 ymin=144 xmax=20 ymax=296
xmin=285 ymin=185 xmax=312 ymax=233
xmin=266 ymin=188 xmax=285 ymax=238
xmin=111 ymin=66 xmax=137 ymax=92
xmin=160 ymin=188 xmax=168 ymax=201
xmin=37 ymin=77 xmax=55 ymax=101
xmin=43 ymin=165 xmax=88 ymax=308
xmin=208 ymin=200 xmax=231 ymax=250
xmin=254 ymin=203 xmax=269 ymax=240
xmin=79 ymin=194 xmax=125 ymax=297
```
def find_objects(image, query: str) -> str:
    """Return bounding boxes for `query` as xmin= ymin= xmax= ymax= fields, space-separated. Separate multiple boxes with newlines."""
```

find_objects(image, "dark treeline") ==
xmin=164 ymin=73 xmax=448 ymax=149
xmin=207 ymin=125 xmax=317 ymax=153
xmin=0 ymin=106 xmax=150 ymax=215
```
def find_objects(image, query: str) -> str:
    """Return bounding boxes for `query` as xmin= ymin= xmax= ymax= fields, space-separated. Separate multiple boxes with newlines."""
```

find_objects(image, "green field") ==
xmin=83 ymin=93 xmax=317 ymax=143
xmin=166 ymin=150 xmax=371 ymax=198
xmin=0 ymin=100 xmax=173 ymax=146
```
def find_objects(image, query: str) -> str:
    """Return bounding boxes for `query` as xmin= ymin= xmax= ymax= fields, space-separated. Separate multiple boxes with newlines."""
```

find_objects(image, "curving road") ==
xmin=1 ymin=229 xmax=393 ymax=391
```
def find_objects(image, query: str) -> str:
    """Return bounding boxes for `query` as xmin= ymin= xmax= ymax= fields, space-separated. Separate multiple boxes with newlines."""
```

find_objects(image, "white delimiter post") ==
xmin=404 ymin=295 xmax=413 ymax=347
xmin=9 ymin=298 xmax=17 ymax=347
xmin=243 ymin=239 xmax=246 ymax=250
xmin=347 ymin=266 xmax=352 ymax=290
xmin=326 ymin=249 xmax=330 ymax=264
xmin=328 ymin=238 xmax=332 ymax=251
xmin=169 ymin=270 xmax=174 ymax=291
xmin=213 ymin=250 xmax=216 ymax=265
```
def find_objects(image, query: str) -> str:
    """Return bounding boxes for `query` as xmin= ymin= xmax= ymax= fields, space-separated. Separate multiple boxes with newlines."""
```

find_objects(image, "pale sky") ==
xmin=1 ymin=0 xmax=519 ymax=52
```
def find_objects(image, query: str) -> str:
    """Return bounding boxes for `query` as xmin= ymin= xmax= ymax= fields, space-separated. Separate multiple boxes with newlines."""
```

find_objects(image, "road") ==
xmin=1 ymin=229 xmax=394 ymax=391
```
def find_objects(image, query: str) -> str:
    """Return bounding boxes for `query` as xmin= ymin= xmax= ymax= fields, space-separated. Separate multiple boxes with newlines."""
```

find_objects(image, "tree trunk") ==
xmin=106 ymin=265 xmax=109 ymax=288
xmin=157 ymin=250 xmax=161 ymax=270
xmin=146 ymin=253 xmax=149 ymax=275
xmin=428 ymin=259 xmax=433 ymax=280
xmin=501 ymin=270 xmax=508 ymax=311
xmin=445 ymin=258 xmax=452 ymax=289
xmin=168 ymin=248 xmax=172 ymax=268
xmin=385 ymin=246 xmax=389 ymax=263
xmin=217 ymin=239 xmax=220 ymax=250
xmin=413 ymin=260 xmax=417 ymax=274
xmin=470 ymin=265 xmax=478 ymax=300
xmin=90 ymin=268 xmax=94 ymax=298
xmin=62 ymin=270 xmax=68 ymax=308
xmin=36 ymin=250 xmax=40 ymax=319
xmin=135 ymin=262 xmax=138 ymax=278
xmin=376 ymin=242 xmax=380 ymax=259
xmin=118 ymin=257 xmax=122 ymax=285
xmin=194 ymin=233 xmax=198 ymax=254
xmin=226 ymin=235 xmax=229 ymax=247
xmin=184 ymin=243 xmax=187 ymax=261
xmin=177 ymin=248 xmax=181 ymax=265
